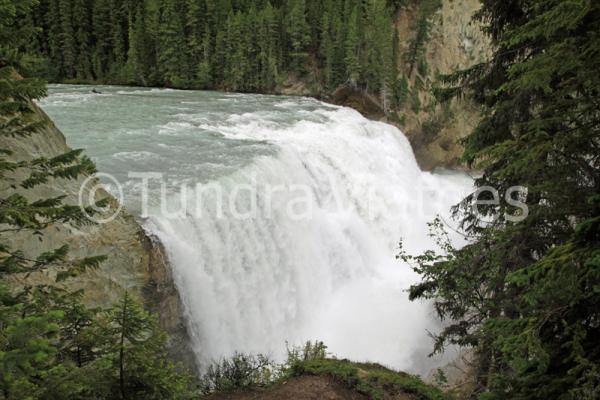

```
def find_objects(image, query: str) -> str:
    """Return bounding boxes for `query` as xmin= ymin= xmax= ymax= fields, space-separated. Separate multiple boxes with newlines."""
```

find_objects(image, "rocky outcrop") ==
xmin=0 ymin=101 xmax=195 ymax=372
xmin=396 ymin=0 xmax=491 ymax=170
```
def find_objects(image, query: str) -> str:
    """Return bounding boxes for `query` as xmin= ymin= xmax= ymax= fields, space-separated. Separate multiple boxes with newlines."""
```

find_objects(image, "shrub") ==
xmin=199 ymin=353 xmax=277 ymax=394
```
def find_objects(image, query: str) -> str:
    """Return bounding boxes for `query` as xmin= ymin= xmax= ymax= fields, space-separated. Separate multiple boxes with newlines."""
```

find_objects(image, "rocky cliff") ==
xmin=398 ymin=0 xmax=490 ymax=170
xmin=328 ymin=0 xmax=490 ymax=170
xmin=0 ymin=100 xmax=195 ymax=372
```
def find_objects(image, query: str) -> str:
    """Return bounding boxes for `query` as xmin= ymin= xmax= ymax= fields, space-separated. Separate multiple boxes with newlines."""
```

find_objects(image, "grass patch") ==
xmin=289 ymin=358 xmax=449 ymax=400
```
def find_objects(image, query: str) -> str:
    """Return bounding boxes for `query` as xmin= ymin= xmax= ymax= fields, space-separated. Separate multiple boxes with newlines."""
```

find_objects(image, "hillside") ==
xmin=206 ymin=358 xmax=448 ymax=400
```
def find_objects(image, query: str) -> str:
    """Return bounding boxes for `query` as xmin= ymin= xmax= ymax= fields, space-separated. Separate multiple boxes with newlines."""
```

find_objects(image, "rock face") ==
xmin=0 ymin=101 xmax=195 ymax=372
xmin=398 ymin=0 xmax=491 ymax=170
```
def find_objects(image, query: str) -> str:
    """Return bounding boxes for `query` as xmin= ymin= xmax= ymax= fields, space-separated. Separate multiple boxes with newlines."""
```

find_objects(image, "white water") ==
xmin=40 ymin=85 xmax=472 ymax=375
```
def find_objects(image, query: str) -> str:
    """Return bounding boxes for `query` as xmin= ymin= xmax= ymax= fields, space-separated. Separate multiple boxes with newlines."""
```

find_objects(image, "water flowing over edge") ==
xmin=142 ymin=104 xmax=472 ymax=375
xmin=40 ymin=86 xmax=473 ymax=375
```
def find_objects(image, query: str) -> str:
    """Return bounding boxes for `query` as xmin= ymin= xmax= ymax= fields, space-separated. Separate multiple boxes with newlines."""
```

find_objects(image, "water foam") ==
xmin=146 ymin=106 xmax=472 ymax=373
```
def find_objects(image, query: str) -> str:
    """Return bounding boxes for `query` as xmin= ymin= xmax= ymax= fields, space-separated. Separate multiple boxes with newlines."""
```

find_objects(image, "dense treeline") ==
xmin=406 ymin=0 xmax=600 ymax=399
xmin=28 ymin=0 xmax=403 ymax=99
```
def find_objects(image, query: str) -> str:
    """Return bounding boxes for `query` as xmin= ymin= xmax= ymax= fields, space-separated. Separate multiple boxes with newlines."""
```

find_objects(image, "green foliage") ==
xmin=344 ymin=6 xmax=360 ymax=86
xmin=158 ymin=0 xmax=191 ymax=88
xmin=286 ymin=0 xmax=310 ymax=72
xmin=365 ymin=0 xmax=394 ymax=108
xmin=24 ymin=0 xmax=397 ymax=96
xmin=199 ymin=353 xmax=276 ymax=394
xmin=102 ymin=292 xmax=197 ymax=400
xmin=198 ymin=340 xmax=326 ymax=395
xmin=409 ymin=0 xmax=600 ymax=398
xmin=421 ymin=116 xmax=442 ymax=139
xmin=406 ymin=0 xmax=441 ymax=76
xmin=289 ymin=358 xmax=448 ymax=400
xmin=0 ymin=286 xmax=198 ymax=399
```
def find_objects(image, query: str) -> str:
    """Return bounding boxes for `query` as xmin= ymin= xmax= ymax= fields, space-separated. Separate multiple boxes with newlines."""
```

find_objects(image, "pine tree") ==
xmin=231 ymin=12 xmax=246 ymax=89
xmin=126 ymin=4 xmax=148 ymax=85
xmin=196 ymin=29 xmax=213 ymax=88
xmin=1 ymin=2 xmax=103 ymax=397
xmin=185 ymin=0 xmax=206 ymax=66
xmin=212 ymin=27 xmax=227 ymax=85
xmin=1 ymin=4 xmax=196 ymax=398
xmin=92 ymin=0 xmax=113 ymax=79
xmin=363 ymin=0 xmax=392 ymax=103
xmin=59 ymin=0 xmax=77 ymax=78
xmin=157 ymin=0 xmax=190 ymax=88
xmin=330 ymin=12 xmax=345 ymax=87
xmin=409 ymin=0 xmax=600 ymax=398
xmin=104 ymin=292 xmax=195 ymax=400
xmin=110 ymin=0 xmax=127 ymax=72
xmin=72 ymin=0 xmax=93 ymax=80
xmin=286 ymin=0 xmax=310 ymax=72
xmin=407 ymin=15 xmax=429 ymax=76
xmin=46 ymin=0 xmax=64 ymax=79
xmin=257 ymin=5 xmax=278 ymax=90
xmin=320 ymin=11 xmax=334 ymax=89
xmin=344 ymin=6 xmax=360 ymax=87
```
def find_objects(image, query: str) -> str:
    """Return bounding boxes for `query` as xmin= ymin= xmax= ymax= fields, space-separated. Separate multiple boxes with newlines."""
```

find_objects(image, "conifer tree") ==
xmin=157 ymin=0 xmax=189 ymax=87
xmin=196 ymin=29 xmax=212 ymax=88
xmin=185 ymin=0 xmax=206 ymax=69
xmin=320 ymin=11 xmax=335 ymax=90
xmin=92 ymin=0 xmax=113 ymax=79
xmin=72 ymin=0 xmax=93 ymax=80
xmin=363 ymin=0 xmax=392 ymax=103
xmin=257 ymin=3 xmax=279 ymax=90
xmin=286 ymin=0 xmax=310 ymax=72
xmin=407 ymin=15 xmax=429 ymax=76
xmin=344 ymin=6 xmax=360 ymax=87
xmin=1 ymin=2 xmax=103 ymax=397
xmin=110 ymin=0 xmax=127 ymax=72
xmin=408 ymin=1 xmax=600 ymax=398
xmin=329 ymin=12 xmax=345 ymax=87
xmin=126 ymin=4 xmax=150 ymax=85
xmin=104 ymin=292 xmax=195 ymax=400
xmin=58 ymin=0 xmax=76 ymax=78
xmin=224 ymin=12 xmax=245 ymax=90
xmin=45 ymin=0 xmax=63 ymax=79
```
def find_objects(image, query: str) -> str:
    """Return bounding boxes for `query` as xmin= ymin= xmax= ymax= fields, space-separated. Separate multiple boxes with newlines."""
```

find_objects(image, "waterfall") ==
xmin=40 ymin=85 xmax=472 ymax=374
xmin=144 ymin=106 xmax=471 ymax=373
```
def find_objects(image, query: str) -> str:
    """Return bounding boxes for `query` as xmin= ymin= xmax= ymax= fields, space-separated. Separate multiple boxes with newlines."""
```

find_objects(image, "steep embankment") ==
xmin=0 ymin=100 xmax=194 ymax=371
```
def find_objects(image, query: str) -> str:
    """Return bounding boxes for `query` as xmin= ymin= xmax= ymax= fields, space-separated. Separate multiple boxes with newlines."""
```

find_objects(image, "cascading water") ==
xmin=40 ymin=85 xmax=472 ymax=375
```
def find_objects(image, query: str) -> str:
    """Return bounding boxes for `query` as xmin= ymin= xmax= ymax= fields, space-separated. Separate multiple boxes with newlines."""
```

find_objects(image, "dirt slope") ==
xmin=207 ymin=376 xmax=372 ymax=400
